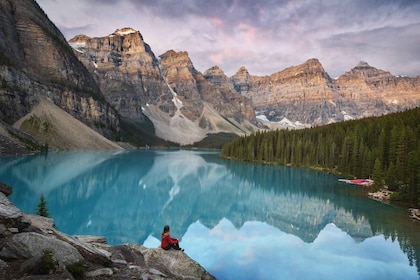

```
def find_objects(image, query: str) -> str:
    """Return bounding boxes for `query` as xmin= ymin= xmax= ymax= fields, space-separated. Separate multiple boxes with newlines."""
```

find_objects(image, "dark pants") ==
xmin=163 ymin=243 xmax=181 ymax=250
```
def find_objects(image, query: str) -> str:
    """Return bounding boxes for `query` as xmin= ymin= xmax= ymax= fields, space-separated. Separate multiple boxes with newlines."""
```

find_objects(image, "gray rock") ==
xmin=110 ymin=244 xmax=146 ymax=267
xmin=0 ymin=259 xmax=8 ymax=269
xmin=143 ymin=246 xmax=216 ymax=280
xmin=86 ymin=267 xmax=113 ymax=277
xmin=0 ymin=232 xmax=83 ymax=265
xmin=8 ymin=227 xmax=19 ymax=233
xmin=0 ymin=223 xmax=6 ymax=235
xmin=20 ymin=255 xmax=42 ymax=274
xmin=24 ymin=213 xmax=55 ymax=234
xmin=75 ymin=235 xmax=107 ymax=244
xmin=55 ymin=231 xmax=112 ymax=265
xmin=0 ymin=182 xmax=12 ymax=196
xmin=108 ymin=244 xmax=216 ymax=279
xmin=0 ymin=192 xmax=30 ymax=231
xmin=148 ymin=267 xmax=167 ymax=277
xmin=0 ymin=192 xmax=24 ymax=219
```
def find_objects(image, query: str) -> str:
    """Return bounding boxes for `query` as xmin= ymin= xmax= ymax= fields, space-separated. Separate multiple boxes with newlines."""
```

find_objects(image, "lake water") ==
xmin=1 ymin=150 xmax=419 ymax=280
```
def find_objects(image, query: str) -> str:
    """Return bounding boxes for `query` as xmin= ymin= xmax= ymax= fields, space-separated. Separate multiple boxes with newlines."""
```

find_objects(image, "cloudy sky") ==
xmin=37 ymin=0 xmax=420 ymax=78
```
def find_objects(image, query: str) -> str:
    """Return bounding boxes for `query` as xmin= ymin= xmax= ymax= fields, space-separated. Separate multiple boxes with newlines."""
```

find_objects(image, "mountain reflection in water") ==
xmin=1 ymin=150 xmax=419 ymax=280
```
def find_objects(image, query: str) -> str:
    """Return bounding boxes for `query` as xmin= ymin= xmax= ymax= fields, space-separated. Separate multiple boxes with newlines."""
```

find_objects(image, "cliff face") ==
xmin=231 ymin=59 xmax=339 ymax=125
xmin=69 ymin=28 xmax=175 ymax=125
xmin=159 ymin=50 xmax=203 ymax=121
xmin=159 ymin=51 xmax=256 ymax=126
xmin=203 ymin=65 xmax=256 ymax=123
xmin=231 ymin=59 xmax=420 ymax=126
xmin=72 ymin=32 xmax=258 ymax=144
xmin=336 ymin=61 xmax=420 ymax=110
xmin=0 ymin=0 xmax=119 ymax=143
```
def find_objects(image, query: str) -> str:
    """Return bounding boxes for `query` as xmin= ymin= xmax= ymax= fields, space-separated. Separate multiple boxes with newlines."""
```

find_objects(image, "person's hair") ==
xmin=161 ymin=225 xmax=170 ymax=239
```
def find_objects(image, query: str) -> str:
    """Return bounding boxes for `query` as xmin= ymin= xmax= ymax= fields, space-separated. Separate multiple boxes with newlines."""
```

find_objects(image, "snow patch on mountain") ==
xmin=113 ymin=27 xmax=137 ymax=36
xmin=341 ymin=111 xmax=355 ymax=121
xmin=69 ymin=42 xmax=85 ymax=52
xmin=256 ymin=114 xmax=310 ymax=129
xmin=278 ymin=117 xmax=296 ymax=127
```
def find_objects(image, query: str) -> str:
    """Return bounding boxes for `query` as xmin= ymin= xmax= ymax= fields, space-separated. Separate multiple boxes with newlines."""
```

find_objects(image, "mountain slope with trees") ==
xmin=221 ymin=107 xmax=420 ymax=207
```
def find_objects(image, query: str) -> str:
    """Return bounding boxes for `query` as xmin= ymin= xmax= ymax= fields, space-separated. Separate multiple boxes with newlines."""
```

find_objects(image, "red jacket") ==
xmin=161 ymin=233 xmax=178 ymax=248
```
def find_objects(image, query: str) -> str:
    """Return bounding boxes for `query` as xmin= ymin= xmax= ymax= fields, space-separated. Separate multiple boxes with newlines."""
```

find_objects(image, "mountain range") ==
xmin=1 ymin=0 xmax=419 ymax=153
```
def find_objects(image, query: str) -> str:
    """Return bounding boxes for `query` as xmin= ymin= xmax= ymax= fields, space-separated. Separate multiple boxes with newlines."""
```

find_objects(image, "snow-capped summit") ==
xmin=113 ymin=27 xmax=137 ymax=36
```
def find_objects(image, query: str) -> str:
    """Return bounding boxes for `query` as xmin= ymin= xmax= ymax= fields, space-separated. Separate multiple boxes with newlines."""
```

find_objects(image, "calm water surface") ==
xmin=1 ymin=150 xmax=419 ymax=280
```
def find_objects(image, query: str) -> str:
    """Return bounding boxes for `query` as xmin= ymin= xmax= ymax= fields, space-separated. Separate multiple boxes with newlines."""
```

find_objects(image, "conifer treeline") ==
xmin=221 ymin=108 xmax=420 ymax=207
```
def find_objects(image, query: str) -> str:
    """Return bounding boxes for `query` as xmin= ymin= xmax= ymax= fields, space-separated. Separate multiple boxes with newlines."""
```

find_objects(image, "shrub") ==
xmin=66 ymin=259 xmax=86 ymax=279
xmin=39 ymin=248 xmax=58 ymax=274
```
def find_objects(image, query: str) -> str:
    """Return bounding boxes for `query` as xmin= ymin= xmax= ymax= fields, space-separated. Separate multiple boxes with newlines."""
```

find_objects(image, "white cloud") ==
xmin=38 ymin=0 xmax=420 ymax=77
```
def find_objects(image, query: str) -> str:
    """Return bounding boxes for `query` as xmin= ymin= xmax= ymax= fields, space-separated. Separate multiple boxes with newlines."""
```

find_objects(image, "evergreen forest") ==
xmin=221 ymin=107 xmax=420 ymax=207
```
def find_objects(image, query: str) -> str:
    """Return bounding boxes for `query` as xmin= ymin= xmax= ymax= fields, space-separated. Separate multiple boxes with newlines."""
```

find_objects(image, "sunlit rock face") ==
xmin=203 ymin=65 xmax=256 ymax=123
xmin=231 ymin=59 xmax=420 ymax=126
xmin=336 ymin=61 xmax=420 ymax=111
xmin=159 ymin=50 xmax=203 ymax=121
xmin=69 ymin=28 xmax=175 ymax=124
xmin=231 ymin=59 xmax=340 ymax=125
xmin=70 ymin=31 xmax=258 ymax=144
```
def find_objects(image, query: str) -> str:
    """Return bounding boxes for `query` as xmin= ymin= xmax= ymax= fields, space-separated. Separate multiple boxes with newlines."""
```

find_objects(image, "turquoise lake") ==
xmin=1 ymin=149 xmax=419 ymax=280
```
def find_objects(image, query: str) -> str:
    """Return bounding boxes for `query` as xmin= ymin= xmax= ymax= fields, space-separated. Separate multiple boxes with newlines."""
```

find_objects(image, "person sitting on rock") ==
xmin=161 ymin=225 xmax=184 ymax=251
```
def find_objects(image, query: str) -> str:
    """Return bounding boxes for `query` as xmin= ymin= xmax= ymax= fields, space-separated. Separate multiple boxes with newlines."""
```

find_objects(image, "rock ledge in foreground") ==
xmin=0 ymin=189 xmax=216 ymax=279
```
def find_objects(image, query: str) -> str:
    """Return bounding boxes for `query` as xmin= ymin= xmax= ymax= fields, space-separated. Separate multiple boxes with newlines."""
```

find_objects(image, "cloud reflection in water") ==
xmin=144 ymin=219 xmax=416 ymax=280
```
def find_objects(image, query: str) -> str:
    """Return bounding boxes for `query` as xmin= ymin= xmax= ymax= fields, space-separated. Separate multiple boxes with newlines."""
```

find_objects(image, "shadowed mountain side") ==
xmin=13 ymin=98 xmax=123 ymax=150
xmin=0 ymin=0 xmax=120 ymax=141
xmin=0 ymin=119 xmax=46 ymax=156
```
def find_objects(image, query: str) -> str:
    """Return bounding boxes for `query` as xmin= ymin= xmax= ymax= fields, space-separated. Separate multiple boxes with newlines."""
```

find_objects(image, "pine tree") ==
xmin=372 ymin=158 xmax=384 ymax=191
xmin=36 ymin=194 xmax=51 ymax=218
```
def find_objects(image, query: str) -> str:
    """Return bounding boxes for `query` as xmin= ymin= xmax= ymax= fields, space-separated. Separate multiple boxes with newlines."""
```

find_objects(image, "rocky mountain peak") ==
xmin=112 ymin=27 xmax=138 ymax=36
xmin=204 ymin=65 xmax=224 ymax=75
xmin=203 ymin=65 xmax=232 ymax=89
xmin=356 ymin=61 xmax=370 ymax=68
xmin=160 ymin=50 xmax=192 ymax=69
xmin=298 ymin=58 xmax=325 ymax=74
xmin=230 ymin=66 xmax=251 ymax=96
xmin=336 ymin=61 xmax=420 ymax=109
xmin=68 ymin=34 xmax=91 ymax=44
xmin=340 ymin=61 xmax=392 ymax=80
xmin=159 ymin=50 xmax=191 ymax=63
xmin=159 ymin=49 xmax=257 ymax=134
xmin=69 ymin=26 xmax=176 ymax=126
xmin=235 ymin=66 xmax=249 ymax=75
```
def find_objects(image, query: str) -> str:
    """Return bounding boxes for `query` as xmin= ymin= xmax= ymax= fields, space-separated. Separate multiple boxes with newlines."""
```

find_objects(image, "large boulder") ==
xmin=141 ymin=245 xmax=215 ymax=280
xmin=108 ymin=244 xmax=216 ymax=279
xmin=0 ymin=192 xmax=30 ymax=233
xmin=0 ymin=232 xmax=83 ymax=265
xmin=55 ymin=231 xmax=112 ymax=266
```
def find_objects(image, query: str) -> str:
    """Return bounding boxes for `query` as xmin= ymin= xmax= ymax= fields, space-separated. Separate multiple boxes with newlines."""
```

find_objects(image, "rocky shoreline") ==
xmin=367 ymin=187 xmax=420 ymax=221
xmin=409 ymin=208 xmax=420 ymax=221
xmin=367 ymin=188 xmax=393 ymax=202
xmin=0 ymin=183 xmax=215 ymax=280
